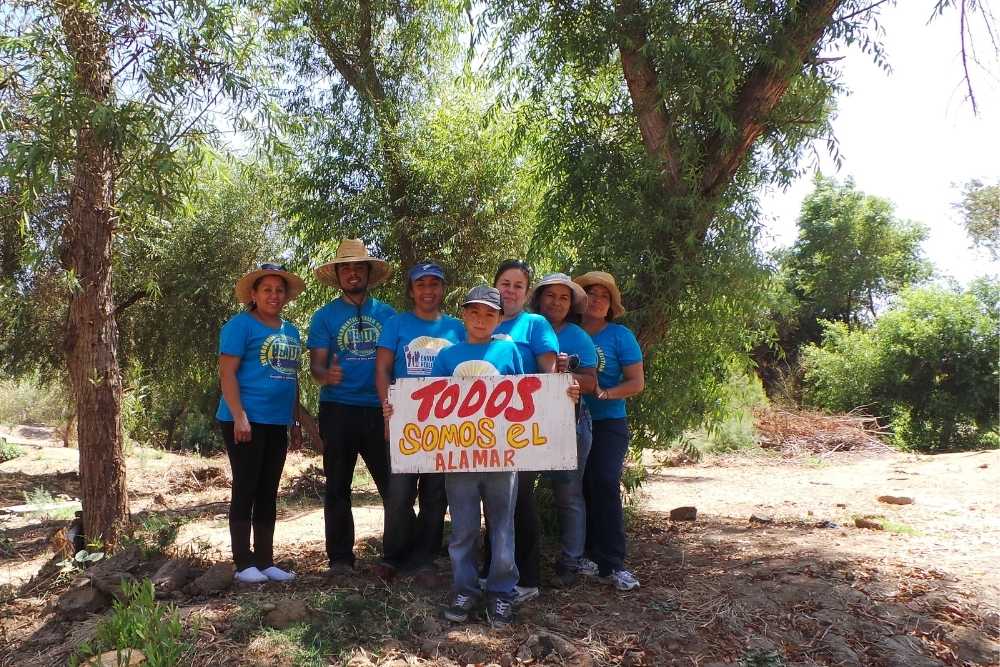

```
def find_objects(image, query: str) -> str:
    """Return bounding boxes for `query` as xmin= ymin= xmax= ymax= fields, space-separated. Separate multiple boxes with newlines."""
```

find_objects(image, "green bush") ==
xmin=72 ymin=579 xmax=190 ymax=667
xmin=802 ymin=284 xmax=998 ymax=451
xmin=0 ymin=377 xmax=71 ymax=426
xmin=0 ymin=437 xmax=24 ymax=463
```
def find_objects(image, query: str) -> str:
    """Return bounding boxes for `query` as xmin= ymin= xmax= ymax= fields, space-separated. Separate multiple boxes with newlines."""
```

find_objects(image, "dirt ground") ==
xmin=1 ymin=423 xmax=998 ymax=666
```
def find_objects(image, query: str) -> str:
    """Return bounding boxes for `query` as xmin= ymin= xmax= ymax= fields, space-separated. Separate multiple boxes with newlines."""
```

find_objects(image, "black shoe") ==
xmin=443 ymin=592 xmax=478 ymax=622
xmin=485 ymin=595 xmax=514 ymax=628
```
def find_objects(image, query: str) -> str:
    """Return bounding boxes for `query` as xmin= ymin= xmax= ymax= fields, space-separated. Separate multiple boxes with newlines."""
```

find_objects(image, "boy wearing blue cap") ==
xmin=375 ymin=263 xmax=465 ymax=577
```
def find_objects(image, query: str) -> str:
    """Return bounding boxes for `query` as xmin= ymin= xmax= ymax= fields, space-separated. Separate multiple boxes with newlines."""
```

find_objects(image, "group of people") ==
xmin=216 ymin=238 xmax=646 ymax=628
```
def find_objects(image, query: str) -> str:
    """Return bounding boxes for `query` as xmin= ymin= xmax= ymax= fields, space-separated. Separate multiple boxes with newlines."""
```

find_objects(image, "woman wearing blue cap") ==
xmin=375 ymin=262 xmax=466 ymax=577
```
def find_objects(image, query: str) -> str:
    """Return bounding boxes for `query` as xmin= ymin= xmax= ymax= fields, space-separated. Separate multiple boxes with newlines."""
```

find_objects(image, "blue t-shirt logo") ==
xmin=337 ymin=315 xmax=382 ymax=357
xmin=259 ymin=334 xmax=301 ymax=377
xmin=595 ymin=345 xmax=607 ymax=373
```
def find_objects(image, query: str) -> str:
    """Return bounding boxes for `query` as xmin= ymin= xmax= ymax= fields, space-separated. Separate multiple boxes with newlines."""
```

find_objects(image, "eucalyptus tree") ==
xmin=264 ymin=0 xmax=542 ymax=282
xmin=475 ymin=0 xmax=989 ymax=443
xmin=0 ymin=0 xmax=269 ymax=545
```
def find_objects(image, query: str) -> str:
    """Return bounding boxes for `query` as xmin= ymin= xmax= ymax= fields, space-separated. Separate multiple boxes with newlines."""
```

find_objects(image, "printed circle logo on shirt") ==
xmin=404 ymin=336 xmax=453 ymax=376
xmin=594 ymin=346 xmax=606 ymax=373
xmin=453 ymin=360 xmax=500 ymax=377
xmin=337 ymin=315 xmax=382 ymax=357
xmin=259 ymin=334 xmax=301 ymax=376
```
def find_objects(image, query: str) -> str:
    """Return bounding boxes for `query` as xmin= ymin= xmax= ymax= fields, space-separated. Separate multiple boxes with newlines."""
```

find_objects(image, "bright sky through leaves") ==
xmin=759 ymin=3 xmax=999 ymax=285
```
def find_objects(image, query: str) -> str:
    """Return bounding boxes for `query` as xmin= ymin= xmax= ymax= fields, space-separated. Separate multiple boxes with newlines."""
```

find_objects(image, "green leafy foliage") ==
xmin=954 ymin=179 xmax=1000 ymax=259
xmin=802 ymin=284 xmax=999 ymax=451
xmin=72 ymin=579 xmax=190 ymax=667
xmin=0 ymin=438 xmax=24 ymax=463
xmin=784 ymin=175 xmax=931 ymax=333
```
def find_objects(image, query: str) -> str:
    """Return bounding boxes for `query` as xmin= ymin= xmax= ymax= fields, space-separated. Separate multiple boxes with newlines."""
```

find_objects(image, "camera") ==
xmin=566 ymin=354 xmax=581 ymax=371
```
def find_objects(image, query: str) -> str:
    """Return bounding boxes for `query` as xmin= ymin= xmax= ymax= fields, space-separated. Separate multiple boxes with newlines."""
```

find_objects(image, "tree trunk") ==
xmin=57 ymin=1 xmax=130 ymax=548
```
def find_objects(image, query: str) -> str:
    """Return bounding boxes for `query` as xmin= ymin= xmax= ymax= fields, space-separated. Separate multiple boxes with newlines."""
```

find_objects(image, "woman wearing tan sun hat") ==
xmin=217 ymin=263 xmax=306 ymax=584
xmin=572 ymin=270 xmax=645 ymax=592
xmin=307 ymin=239 xmax=397 ymax=574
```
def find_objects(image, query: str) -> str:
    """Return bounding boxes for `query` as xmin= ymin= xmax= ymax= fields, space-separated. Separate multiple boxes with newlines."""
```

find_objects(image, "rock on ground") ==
xmin=264 ymin=598 xmax=310 ymax=629
xmin=188 ymin=563 xmax=234 ymax=595
xmin=151 ymin=558 xmax=191 ymax=595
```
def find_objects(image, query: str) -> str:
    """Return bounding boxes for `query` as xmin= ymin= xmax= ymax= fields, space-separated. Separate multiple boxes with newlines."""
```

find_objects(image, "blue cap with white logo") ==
xmin=408 ymin=262 xmax=446 ymax=283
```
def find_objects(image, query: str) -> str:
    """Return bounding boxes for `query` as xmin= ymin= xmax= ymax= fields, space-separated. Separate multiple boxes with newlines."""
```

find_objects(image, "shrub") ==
xmin=802 ymin=284 xmax=998 ymax=451
xmin=0 ymin=377 xmax=71 ymax=426
xmin=0 ymin=438 xmax=24 ymax=463
xmin=72 ymin=579 xmax=190 ymax=667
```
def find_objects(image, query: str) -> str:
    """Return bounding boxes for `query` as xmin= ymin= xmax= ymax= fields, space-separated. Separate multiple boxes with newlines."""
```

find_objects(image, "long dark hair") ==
xmin=493 ymin=259 xmax=532 ymax=286
xmin=530 ymin=284 xmax=581 ymax=325
xmin=247 ymin=274 xmax=289 ymax=311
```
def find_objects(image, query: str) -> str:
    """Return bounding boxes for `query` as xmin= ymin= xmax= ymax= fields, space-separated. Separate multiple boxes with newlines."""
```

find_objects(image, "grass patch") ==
xmin=233 ymin=589 xmax=413 ymax=665
xmin=0 ymin=377 xmax=71 ymax=426
xmin=71 ymin=579 xmax=193 ymax=666
xmin=850 ymin=514 xmax=923 ymax=536
xmin=22 ymin=486 xmax=77 ymax=520
xmin=0 ymin=437 xmax=24 ymax=463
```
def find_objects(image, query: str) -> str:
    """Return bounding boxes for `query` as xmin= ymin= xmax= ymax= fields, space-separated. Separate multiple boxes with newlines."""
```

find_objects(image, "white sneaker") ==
xmin=234 ymin=566 xmax=269 ymax=584
xmin=261 ymin=565 xmax=296 ymax=582
xmin=599 ymin=569 xmax=640 ymax=591
xmin=574 ymin=558 xmax=600 ymax=576
xmin=512 ymin=585 xmax=540 ymax=605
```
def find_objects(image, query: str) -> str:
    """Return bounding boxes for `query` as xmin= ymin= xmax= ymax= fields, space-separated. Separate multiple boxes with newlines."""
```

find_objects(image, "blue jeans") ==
xmin=583 ymin=417 xmax=629 ymax=575
xmin=550 ymin=404 xmax=593 ymax=565
xmin=445 ymin=471 xmax=518 ymax=600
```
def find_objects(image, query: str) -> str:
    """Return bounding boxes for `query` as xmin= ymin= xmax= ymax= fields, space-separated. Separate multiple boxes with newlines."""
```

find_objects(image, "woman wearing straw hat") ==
xmin=574 ymin=271 xmax=645 ymax=591
xmin=307 ymin=239 xmax=396 ymax=575
xmin=217 ymin=263 xmax=306 ymax=584
xmin=528 ymin=272 xmax=601 ymax=585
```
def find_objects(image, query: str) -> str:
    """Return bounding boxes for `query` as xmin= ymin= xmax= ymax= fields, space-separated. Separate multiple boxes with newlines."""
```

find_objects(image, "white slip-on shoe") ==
xmin=234 ymin=566 xmax=269 ymax=584
xmin=261 ymin=565 xmax=296 ymax=582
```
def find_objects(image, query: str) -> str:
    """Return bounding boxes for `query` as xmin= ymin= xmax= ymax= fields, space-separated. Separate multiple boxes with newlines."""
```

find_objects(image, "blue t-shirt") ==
xmin=377 ymin=312 xmax=466 ymax=379
xmin=216 ymin=312 xmax=301 ymax=426
xmin=554 ymin=322 xmax=598 ymax=370
xmin=582 ymin=323 xmax=643 ymax=421
xmin=492 ymin=311 xmax=558 ymax=373
xmin=431 ymin=339 xmax=524 ymax=378
xmin=307 ymin=296 xmax=396 ymax=407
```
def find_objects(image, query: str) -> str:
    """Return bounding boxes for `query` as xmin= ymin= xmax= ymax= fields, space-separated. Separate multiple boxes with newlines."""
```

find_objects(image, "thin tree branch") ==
xmin=960 ymin=0 xmax=979 ymax=114
xmin=834 ymin=0 xmax=892 ymax=24
xmin=113 ymin=288 xmax=148 ymax=316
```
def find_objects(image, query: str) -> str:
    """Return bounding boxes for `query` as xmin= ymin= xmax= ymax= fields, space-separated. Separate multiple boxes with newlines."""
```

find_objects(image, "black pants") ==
xmin=381 ymin=472 xmax=447 ymax=569
xmin=220 ymin=421 xmax=288 ymax=571
xmin=481 ymin=470 xmax=541 ymax=588
xmin=319 ymin=401 xmax=390 ymax=566
xmin=583 ymin=418 xmax=630 ymax=574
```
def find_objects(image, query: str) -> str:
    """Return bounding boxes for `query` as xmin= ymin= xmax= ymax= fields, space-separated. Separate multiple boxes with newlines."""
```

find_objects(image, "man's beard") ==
xmin=342 ymin=281 xmax=368 ymax=295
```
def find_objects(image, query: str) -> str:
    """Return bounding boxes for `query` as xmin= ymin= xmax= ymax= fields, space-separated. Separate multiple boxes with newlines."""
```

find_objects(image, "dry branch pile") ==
xmin=754 ymin=407 xmax=892 ymax=456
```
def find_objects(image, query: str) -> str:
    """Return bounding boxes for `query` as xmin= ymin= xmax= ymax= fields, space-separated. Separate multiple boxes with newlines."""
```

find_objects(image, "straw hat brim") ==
xmin=314 ymin=258 xmax=392 ymax=289
xmin=529 ymin=277 xmax=589 ymax=314
xmin=235 ymin=269 xmax=306 ymax=305
xmin=573 ymin=272 xmax=626 ymax=319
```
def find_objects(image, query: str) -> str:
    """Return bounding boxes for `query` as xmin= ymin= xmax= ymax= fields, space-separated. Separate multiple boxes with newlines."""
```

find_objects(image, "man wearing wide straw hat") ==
xmin=307 ymin=239 xmax=396 ymax=575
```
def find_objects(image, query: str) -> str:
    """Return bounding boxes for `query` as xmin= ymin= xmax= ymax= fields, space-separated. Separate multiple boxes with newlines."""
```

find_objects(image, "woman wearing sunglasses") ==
xmin=217 ymin=263 xmax=305 ymax=584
